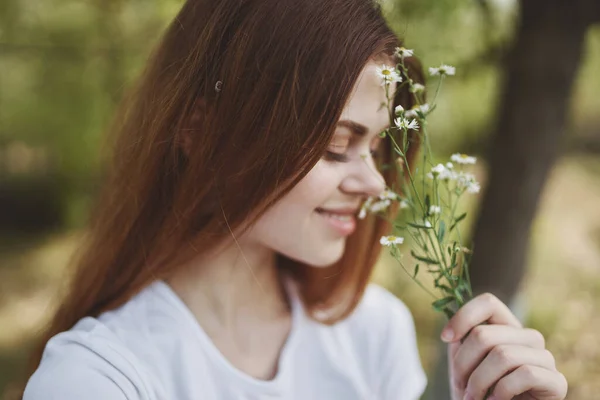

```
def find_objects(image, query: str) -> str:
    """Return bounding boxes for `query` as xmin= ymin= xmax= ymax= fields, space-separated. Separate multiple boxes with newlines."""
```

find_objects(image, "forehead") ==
xmin=338 ymin=61 xmax=396 ymax=135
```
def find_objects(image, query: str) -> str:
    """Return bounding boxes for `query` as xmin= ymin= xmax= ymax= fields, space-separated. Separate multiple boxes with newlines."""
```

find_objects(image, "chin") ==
xmin=302 ymin=240 xmax=346 ymax=268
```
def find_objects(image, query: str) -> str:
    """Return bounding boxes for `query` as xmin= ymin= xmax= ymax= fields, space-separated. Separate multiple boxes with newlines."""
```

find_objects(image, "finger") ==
xmin=449 ymin=324 xmax=545 ymax=361
xmin=451 ymin=325 xmax=546 ymax=391
xmin=488 ymin=365 xmax=568 ymax=400
xmin=441 ymin=293 xmax=522 ymax=343
xmin=464 ymin=345 xmax=557 ymax=400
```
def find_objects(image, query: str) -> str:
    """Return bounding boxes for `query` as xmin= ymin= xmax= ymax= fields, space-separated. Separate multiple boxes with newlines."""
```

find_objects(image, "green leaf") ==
xmin=410 ymin=250 xmax=439 ymax=265
xmin=449 ymin=212 xmax=467 ymax=232
xmin=438 ymin=220 xmax=446 ymax=243
xmin=413 ymin=264 xmax=419 ymax=278
xmin=432 ymin=296 xmax=455 ymax=312
xmin=436 ymin=284 xmax=454 ymax=294
xmin=453 ymin=287 xmax=465 ymax=304
xmin=407 ymin=222 xmax=432 ymax=230
xmin=425 ymin=194 xmax=431 ymax=212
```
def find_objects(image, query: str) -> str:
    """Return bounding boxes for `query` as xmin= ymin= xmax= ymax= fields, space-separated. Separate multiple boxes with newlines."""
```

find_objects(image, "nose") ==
xmin=340 ymin=155 xmax=386 ymax=198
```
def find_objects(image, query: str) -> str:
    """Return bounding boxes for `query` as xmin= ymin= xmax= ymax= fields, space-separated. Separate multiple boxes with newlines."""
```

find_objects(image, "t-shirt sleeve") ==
xmin=24 ymin=364 xmax=130 ymax=400
xmin=23 ymin=333 xmax=139 ymax=400
xmin=373 ymin=287 xmax=428 ymax=400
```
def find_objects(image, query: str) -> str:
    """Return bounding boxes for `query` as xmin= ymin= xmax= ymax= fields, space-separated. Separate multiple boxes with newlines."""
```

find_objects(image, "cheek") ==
xmin=291 ymin=160 xmax=343 ymax=206
xmin=260 ymin=161 xmax=343 ymax=223
xmin=242 ymin=161 xmax=347 ymax=266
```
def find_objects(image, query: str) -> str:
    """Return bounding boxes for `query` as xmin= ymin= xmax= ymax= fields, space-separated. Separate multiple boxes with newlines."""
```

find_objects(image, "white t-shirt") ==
xmin=24 ymin=279 xmax=427 ymax=400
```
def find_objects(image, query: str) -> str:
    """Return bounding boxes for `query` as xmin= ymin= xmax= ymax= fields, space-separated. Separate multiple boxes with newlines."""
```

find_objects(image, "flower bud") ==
xmin=395 ymin=157 xmax=405 ymax=172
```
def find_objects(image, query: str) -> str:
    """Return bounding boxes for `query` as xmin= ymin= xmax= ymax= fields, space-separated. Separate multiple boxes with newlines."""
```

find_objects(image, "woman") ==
xmin=22 ymin=0 xmax=567 ymax=399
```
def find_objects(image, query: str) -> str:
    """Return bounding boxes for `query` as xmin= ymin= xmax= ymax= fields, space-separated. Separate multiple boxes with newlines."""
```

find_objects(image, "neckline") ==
xmin=150 ymin=274 xmax=303 ymax=394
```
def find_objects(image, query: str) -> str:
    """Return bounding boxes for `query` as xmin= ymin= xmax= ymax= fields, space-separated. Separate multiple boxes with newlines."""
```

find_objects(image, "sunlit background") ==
xmin=1 ymin=0 xmax=599 ymax=399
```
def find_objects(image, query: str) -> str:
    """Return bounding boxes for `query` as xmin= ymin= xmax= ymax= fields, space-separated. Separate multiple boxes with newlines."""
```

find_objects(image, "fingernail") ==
xmin=463 ymin=391 xmax=474 ymax=400
xmin=441 ymin=328 xmax=454 ymax=342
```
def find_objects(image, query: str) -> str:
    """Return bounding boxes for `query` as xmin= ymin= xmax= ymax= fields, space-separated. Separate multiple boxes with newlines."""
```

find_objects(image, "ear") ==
xmin=178 ymin=97 xmax=207 ymax=158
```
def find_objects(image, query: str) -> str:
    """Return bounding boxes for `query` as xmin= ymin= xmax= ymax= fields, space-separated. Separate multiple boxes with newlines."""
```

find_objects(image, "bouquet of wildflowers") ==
xmin=360 ymin=47 xmax=481 ymax=320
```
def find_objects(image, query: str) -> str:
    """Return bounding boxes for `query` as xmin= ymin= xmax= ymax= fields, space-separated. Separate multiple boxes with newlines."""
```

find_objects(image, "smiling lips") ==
xmin=315 ymin=206 xmax=360 ymax=215
xmin=315 ymin=207 xmax=358 ymax=236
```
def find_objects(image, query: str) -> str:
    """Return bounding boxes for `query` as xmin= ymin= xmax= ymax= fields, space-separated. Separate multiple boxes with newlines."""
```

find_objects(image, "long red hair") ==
xmin=26 ymin=0 xmax=425 ymax=381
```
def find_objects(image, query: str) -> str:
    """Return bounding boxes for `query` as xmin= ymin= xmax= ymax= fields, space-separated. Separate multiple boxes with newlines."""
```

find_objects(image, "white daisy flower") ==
xmin=394 ymin=47 xmax=414 ymax=59
xmin=369 ymin=199 xmax=392 ymax=213
xmin=424 ymin=221 xmax=432 ymax=228
xmin=456 ymin=172 xmax=474 ymax=185
xmin=456 ymin=172 xmax=480 ymax=193
xmin=466 ymin=181 xmax=481 ymax=194
xmin=446 ymin=162 xmax=454 ymax=170
xmin=380 ymin=235 xmax=404 ymax=247
xmin=394 ymin=117 xmax=420 ymax=131
xmin=431 ymin=163 xmax=446 ymax=176
xmin=378 ymin=189 xmax=400 ymax=201
xmin=400 ymin=199 xmax=409 ymax=209
xmin=443 ymin=170 xmax=457 ymax=181
xmin=404 ymin=103 xmax=430 ymax=119
xmin=429 ymin=205 xmax=441 ymax=215
xmin=432 ymin=163 xmax=445 ymax=173
xmin=451 ymin=153 xmax=477 ymax=165
xmin=429 ymin=64 xmax=456 ymax=76
xmin=376 ymin=64 xmax=402 ymax=86
xmin=358 ymin=207 xmax=367 ymax=220
xmin=394 ymin=105 xmax=404 ymax=115
xmin=358 ymin=197 xmax=375 ymax=219
xmin=409 ymin=83 xmax=425 ymax=93
xmin=427 ymin=164 xmax=454 ymax=181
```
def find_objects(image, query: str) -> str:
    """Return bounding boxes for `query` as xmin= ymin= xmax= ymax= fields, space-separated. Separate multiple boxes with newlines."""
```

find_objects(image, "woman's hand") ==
xmin=442 ymin=293 xmax=567 ymax=400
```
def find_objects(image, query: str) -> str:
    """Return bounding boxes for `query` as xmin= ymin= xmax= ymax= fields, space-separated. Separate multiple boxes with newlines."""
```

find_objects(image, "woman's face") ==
xmin=243 ymin=60 xmax=393 ymax=267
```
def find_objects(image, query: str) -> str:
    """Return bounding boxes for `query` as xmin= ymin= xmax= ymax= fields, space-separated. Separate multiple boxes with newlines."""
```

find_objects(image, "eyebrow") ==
xmin=336 ymin=119 xmax=389 ymax=137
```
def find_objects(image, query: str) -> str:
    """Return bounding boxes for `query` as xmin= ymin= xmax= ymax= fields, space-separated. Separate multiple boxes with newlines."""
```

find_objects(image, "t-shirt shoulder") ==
xmin=341 ymin=283 xmax=416 ymax=342
xmin=341 ymin=283 xmax=428 ymax=399
xmin=23 ymin=317 xmax=148 ymax=400
xmin=23 ymin=282 xmax=169 ymax=400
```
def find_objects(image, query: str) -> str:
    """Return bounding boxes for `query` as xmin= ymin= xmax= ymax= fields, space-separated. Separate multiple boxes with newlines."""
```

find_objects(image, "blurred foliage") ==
xmin=1 ymin=0 xmax=599 ymax=232
xmin=0 ymin=0 xmax=182 ymax=231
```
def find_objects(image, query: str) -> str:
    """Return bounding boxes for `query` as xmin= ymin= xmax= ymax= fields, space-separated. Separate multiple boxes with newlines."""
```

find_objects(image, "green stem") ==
xmin=395 ymin=256 xmax=438 ymax=300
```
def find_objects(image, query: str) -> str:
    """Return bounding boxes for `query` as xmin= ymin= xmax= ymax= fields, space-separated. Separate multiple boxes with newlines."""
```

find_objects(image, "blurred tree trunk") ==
xmin=427 ymin=1 xmax=599 ymax=399
xmin=468 ymin=0 xmax=599 ymax=304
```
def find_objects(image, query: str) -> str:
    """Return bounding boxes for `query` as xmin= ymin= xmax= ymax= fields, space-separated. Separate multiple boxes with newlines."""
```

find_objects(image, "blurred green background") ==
xmin=1 ymin=0 xmax=599 ymax=399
